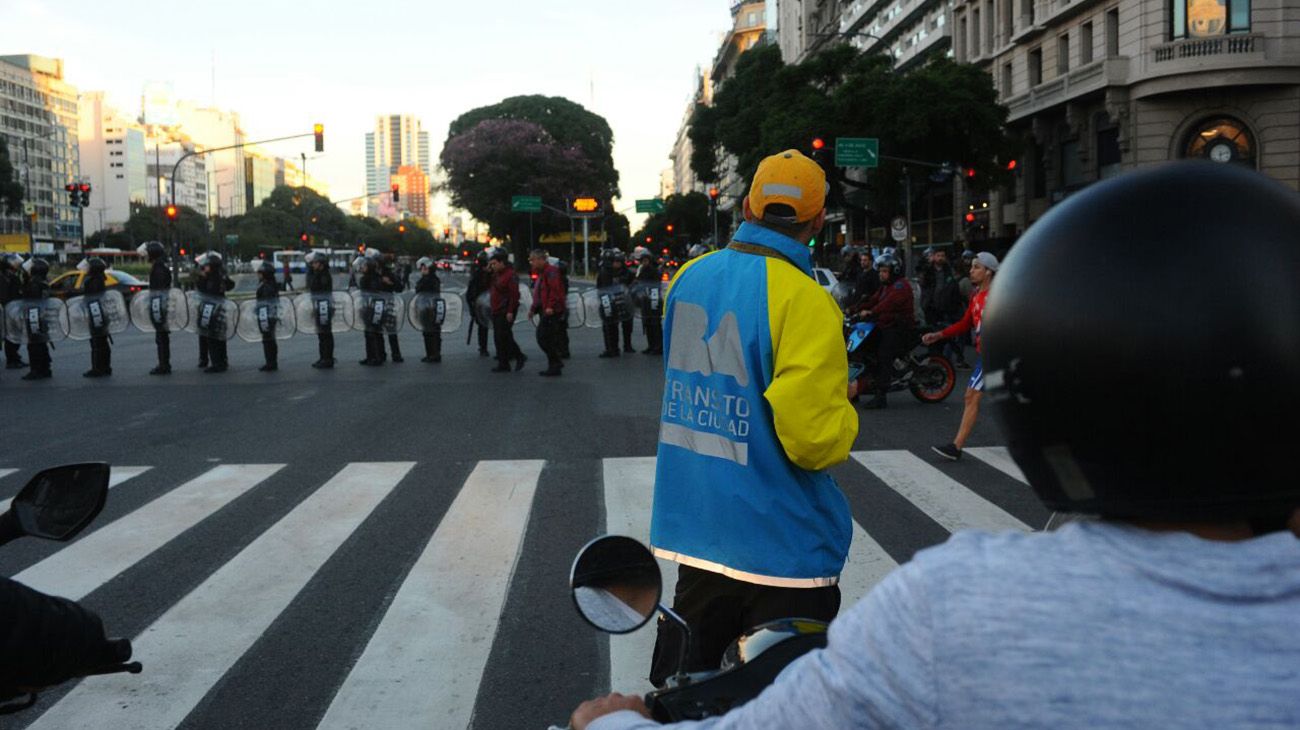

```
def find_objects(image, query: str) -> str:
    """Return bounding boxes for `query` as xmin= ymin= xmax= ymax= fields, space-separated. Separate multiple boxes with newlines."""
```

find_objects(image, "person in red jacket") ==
xmin=854 ymin=254 xmax=915 ymax=409
xmin=923 ymin=251 xmax=998 ymax=460
xmin=487 ymin=248 xmax=526 ymax=373
xmin=529 ymin=249 xmax=566 ymax=376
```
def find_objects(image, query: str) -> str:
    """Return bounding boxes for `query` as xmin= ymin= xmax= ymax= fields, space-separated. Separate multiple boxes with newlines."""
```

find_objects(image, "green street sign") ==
xmin=224 ymin=234 xmax=238 ymax=246
xmin=635 ymin=198 xmax=665 ymax=214
xmin=835 ymin=137 xmax=879 ymax=168
xmin=511 ymin=195 xmax=543 ymax=213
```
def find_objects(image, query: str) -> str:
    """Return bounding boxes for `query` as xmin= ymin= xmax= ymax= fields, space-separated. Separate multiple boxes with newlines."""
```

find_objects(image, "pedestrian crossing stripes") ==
xmin=0 ymin=447 xmax=1042 ymax=730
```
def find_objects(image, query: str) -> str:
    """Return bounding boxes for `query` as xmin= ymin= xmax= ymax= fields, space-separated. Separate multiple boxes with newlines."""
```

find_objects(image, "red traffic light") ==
xmin=964 ymin=212 xmax=976 ymax=223
xmin=65 ymin=183 xmax=76 ymax=192
xmin=708 ymin=187 xmax=719 ymax=200
xmin=661 ymin=248 xmax=669 ymax=255
xmin=666 ymin=224 xmax=674 ymax=233
xmin=1006 ymin=159 xmax=1018 ymax=171
xmin=811 ymin=137 xmax=826 ymax=150
xmin=398 ymin=224 xmax=406 ymax=233
xmin=391 ymin=184 xmax=400 ymax=203
xmin=300 ymin=232 xmax=309 ymax=242
xmin=258 ymin=252 xmax=265 ymax=259
xmin=965 ymin=168 xmax=976 ymax=179
xmin=644 ymin=236 xmax=652 ymax=243
xmin=179 ymin=247 xmax=187 ymax=256
xmin=78 ymin=183 xmax=90 ymax=192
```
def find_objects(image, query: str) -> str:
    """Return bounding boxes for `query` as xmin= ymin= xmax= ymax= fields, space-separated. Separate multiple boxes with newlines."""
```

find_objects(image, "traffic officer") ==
xmin=1 ymin=254 xmax=26 ymax=370
xmin=138 ymin=242 xmax=172 ymax=375
xmin=415 ymin=256 xmax=443 ymax=363
xmin=80 ymin=257 xmax=112 ymax=378
xmin=595 ymin=248 xmax=634 ymax=358
xmin=633 ymin=247 xmax=663 ymax=355
xmin=256 ymin=262 xmax=280 ymax=372
xmin=305 ymin=251 xmax=335 ymax=369
xmin=529 ymin=249 xmax=566 ymax=376
xmin=380 ymin=253 xmax=404 ymax=363
xmin=19 ymin=258 xmax=52 ymax=380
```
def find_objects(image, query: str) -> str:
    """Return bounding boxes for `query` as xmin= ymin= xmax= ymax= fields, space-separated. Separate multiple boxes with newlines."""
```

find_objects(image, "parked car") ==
xmin=811 ymin=267 xmax=839 ymax=293
xmin=47 ymin=269 xmax=149 ymax=301
xmin=450 ymin=260 xmax=471 ymax=273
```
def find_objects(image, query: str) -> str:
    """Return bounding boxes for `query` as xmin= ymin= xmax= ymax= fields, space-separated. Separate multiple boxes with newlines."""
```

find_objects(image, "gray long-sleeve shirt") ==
xmin=592 ymin=521 xmax=1300 ymax=729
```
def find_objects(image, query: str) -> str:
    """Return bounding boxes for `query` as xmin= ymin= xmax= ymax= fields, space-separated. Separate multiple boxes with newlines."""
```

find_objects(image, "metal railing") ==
xmin=1153 ymin=34 xmax=1259 ymax=62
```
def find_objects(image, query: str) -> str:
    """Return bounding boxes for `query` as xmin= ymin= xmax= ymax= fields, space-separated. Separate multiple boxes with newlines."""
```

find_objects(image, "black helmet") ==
xmin=87 ymin=257 xmax=107 ymax=274
xmin=983 ymin=161 xmax=1300 ymax=522
xmin=23 ymin=257 xmax=49 ymax=278
xmin=599 ymin=248 xmax=622 ymax=264
xmin=3 ymin=253 xmax=21 ymax=271
xmin=475 ymin=250 xmax=489 ymax=264
xmin=258 ymin=261 xmax=276 ymax=278
xmin=305 ymin=251 xmax=328 ymax=266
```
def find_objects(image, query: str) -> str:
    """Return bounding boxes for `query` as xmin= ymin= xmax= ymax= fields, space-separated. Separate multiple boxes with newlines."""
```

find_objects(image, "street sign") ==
xmin=635 ymin=198 xmax=665 ymax=214
xmin=890 ymin=216 xmax=909 ymax=242
xmin=224 ymin=234 xmax=239 ymax=246
xmin=511 ymin=195 xmax=542 ymax=213
xmin=836 ymin=137 xmax=879 ymax=168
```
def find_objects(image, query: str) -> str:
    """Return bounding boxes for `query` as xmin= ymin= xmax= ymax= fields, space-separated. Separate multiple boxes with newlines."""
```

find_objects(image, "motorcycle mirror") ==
xmin=569 ymin=535 xmax=662 ymax=635
xmin=6 ymin=463 xmax=109 ymax=541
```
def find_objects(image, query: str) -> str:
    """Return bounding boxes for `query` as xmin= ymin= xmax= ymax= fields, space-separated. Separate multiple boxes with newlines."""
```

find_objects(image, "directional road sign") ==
xmin=511 ymin=195 xmax=543 ymax=214
xmin=836 ymin=137 xmax=880 ymax=168
xmin=635 ymin=198 xmax=665 ymax=215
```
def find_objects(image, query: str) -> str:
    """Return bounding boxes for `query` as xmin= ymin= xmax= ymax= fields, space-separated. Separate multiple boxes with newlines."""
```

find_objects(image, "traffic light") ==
xmin=165 ymin=204 xmax=179 ymax=222
xmin=179 ymin=247 xmax=187 ymax=256
xmin=398 ymin=224 xmax=406 ymax=234
xmin=708 ymin=187 xmax=719 ymax=203
xmin=65 ymin=183 xmax=78 ymax=207
xmin=1005 ymin=159 xmax=1018 ymax=171
xmin=391 ymin=184 xmax=400 ymax=203
xmin=644 ymin=235 xmax=652 ymax=244
xmin=665 ymin=224 xmax=674 ymax=234
xmin=299 ymin=232 xmax=309 ymax=243
xmin=79 ymin=183 xmax=91 ymax=207
xmin=811 ymin=137 xmax=826 ymax=151
xmin=965 ymin=168 xmax=977 ymax=179
xmin=313 ymin=123 xmax=324 ymax=153
xmin=661 ymin=248 xmax=669 ymax=256
xmin=964 ymin=212 xmax=976 ymax=223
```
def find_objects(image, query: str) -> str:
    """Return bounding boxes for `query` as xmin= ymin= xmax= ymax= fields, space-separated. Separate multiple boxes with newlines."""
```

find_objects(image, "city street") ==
xmin=0 ymin=282 xmax=1040 ymax=729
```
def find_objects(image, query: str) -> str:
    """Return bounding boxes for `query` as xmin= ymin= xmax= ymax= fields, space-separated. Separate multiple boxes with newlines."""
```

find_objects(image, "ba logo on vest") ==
xmin=661 ymin=301 xmax=754 ymax=466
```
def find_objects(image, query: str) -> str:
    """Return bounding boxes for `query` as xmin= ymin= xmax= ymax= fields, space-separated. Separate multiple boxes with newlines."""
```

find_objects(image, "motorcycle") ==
xmin=846 ymin=319 xmax=956 ymax=404
xmin=550 ymin=535 xmax=829 ymax=727
xmin=0 ymin=464 xmax=142 ymax=714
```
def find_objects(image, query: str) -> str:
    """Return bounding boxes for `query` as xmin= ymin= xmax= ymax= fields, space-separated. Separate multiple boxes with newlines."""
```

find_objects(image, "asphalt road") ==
xmin=0 ymin=278 xmax=1035 ymax=729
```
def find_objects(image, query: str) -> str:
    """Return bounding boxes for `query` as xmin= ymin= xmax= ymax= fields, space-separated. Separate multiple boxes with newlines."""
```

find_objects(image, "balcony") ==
xmin=1004 ymin=56 xmax=1129 ymax=122
xmin=1152 ymin=34 xmax=1261 ymax=62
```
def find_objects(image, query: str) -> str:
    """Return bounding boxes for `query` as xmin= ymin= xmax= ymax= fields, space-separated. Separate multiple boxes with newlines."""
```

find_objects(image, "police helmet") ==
xmin=3 ymin=253 xmax=21 ymax=271
xmin=687 ymin=244 xmax=709 ymax=259
xmin=961 ymin=249 xmax=977 ymax=261
xmin=351 ymin=256 xmax=369 ymax=271
xmin=983 ymin=161 xmax=1300 ymax=522
xmin=23 ymin=257 xmax=49 ymax=278
xmin=76 ymin=258 xmax=90 ymax=272
xmin=416 ymin=256 xmax=434 ymax=270
xmin=258 ymin=261 xmax=277 ymax=278
xmin=305 ymin=251 xmax=328 ymax=266
xmin=86 ymin=257 xmax=107 ymax=274
xmin=599 ymin=247 xmax=622 ymax=264
xmin=632 ymin=246 xmax=651 ymax=261
xmin=137 ymin=242 xmax=166 ymax=261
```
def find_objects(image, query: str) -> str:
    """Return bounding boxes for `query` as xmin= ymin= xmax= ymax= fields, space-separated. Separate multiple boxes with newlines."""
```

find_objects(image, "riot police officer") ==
xmin=415 ymin=256 xmax=442 ymax=363
xmin=138 ymin=242 xmax=172 ymax=375
xmin=633 ymin=247 xmax=662 ymax=355
xmin=80 ymin=257 xmax=112 ymax=378
xmin=357 ymin=255 xmax=386 ymax=366
xmin=465 ymin=250 xmax=492 ymax=357
xmin=255 ymin=262 xmax=280 ymax=371
xmin=196 ymin=252 xmax=233 ymax=373
xmin=595 ymin=248 xmax=634 ymax=358
xmin=305 ymin=251 xmax=335 ymax=369
xmin=380 ymin=254 xmax=404 ymax=363
xmin=1 ymin=254 xmax=26 ymax=369
xmin=20 ymin=258 xmax=52 ymax=380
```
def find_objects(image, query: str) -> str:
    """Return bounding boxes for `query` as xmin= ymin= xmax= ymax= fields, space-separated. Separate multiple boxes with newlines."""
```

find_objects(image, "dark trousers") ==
xmin=872 ymin=326 xmax=910 ymax=396
xmin=387 ymin=333 xmax=402 ymax=360
xmin=155 ymin=330 xmax=170 ymax=369
xmin=492 ymin=313 xmax=522 ymax=368
xmin=4 ymin=339 xmax=23 ymax=366
xmin=601 ymin=318 xmax=620 ymax=354
xmin=317 ymin=331 xmax=334 ymax=363
xmin=261 ymin=334 xmax=277 ymax=367
xmin=364 ymin=331 xmax=383 ymax=363
xmin=558 ymin=313 xmax=570 ymax=358
xmin=89 ymin=335 xmax=111 ymax=373
xmin=476 ymin=321 xmax=490 ymax=354
xmin=198 ymin=334 xmax=209 ymax=366
xmin=27 ymin=342 xmax=50 ymax=375
xmin=422 ymin=330 xmax=441 ymax=359
xmin=208 ymin=336 xmax=228 ymax=367
xmin=643 ymin=315 xmax=663 ymax=353
xmin=649 ymin=565 xmax=840 ymax=687
xmin=535 ymin=313 xmax=565 ymax=371
xmin=621 ymin=318 xmax=634 ymax=351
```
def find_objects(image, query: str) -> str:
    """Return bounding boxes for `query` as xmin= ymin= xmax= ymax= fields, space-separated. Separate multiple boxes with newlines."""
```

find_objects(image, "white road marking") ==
xmin=13 ymin=464 xmax=279 ymax=600
xmin=316 ymin=460 xmax=544 ymax=730
xmin=838 ymin=520 xmax=898 ymax=608
xmin=28 ymin=462 xmax=414 ymax=730
xmin=0 ymin=468 xmax=17 ymax=482
xmin=852 ymin=450 xmax=1031 ymax=534
xmin=966 ymin=446 xmax=1028 ymax=484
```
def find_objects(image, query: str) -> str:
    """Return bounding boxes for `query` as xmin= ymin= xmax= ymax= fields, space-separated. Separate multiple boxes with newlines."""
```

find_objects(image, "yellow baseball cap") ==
xmin=748 ymin=149 xmax=828 ymax=224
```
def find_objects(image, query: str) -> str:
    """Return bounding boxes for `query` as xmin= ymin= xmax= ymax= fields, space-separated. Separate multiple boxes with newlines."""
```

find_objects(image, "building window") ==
xmin=1032 ymin=142 xmax=1047 ymax=198
xmin=1029 ymin=47 xmax=1043 ymax=85
xmin=1081 ymin=21 xmax=1095 ymax=63
xmin=1003 ymin=62 xmax=1014 ymax=94
xmin=1183 ymin=116 xmax=1256 ymax=167
xmin=1097 ymin=127 xmax=1122 ymax=179
xmin=1022 ymin=0 xmax=1036 ymax=26
xmin=1060 ymin=138 xmax=1084 ymax=187
xmin=1059 ymin=33 xmax=1070 ymax=73
xmin=1106 ymin=8 xmax=1120 ymax=55
xmin=986 ymin=0 xmax=996 ymax=50
xmin=1171 ymin=0 xmax=1249 ymax=39
xmin=958 ymin=17 xmax=968 ymax=60
xmin=973 ymin=8 xmax=982 ymax=55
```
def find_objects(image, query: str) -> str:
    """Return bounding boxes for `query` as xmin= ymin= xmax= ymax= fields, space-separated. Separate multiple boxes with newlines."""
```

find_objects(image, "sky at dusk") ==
xmin=5 ymin=0 xmax=736 ymax=228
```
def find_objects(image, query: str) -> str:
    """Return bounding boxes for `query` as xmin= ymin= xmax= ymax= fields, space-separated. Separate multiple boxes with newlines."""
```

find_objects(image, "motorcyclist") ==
xmin=414 ymin=256 xmax=442 ymax=363
xmin=853 ymin=254 xmax=915 ymax=409
xmin=19 ymin=258 xmax=52 ymax=380
xmin=139 ymin=242 xmax=172 ymax=375
xmin=465 ymin=251 xmax=492 ymax=358
xmin=80 ymin=257 xmax=112 ymax=378
xmin=1 ymin=254 xmax=27 ymax=370
xmin=255 ymin=262 xmax=280 ymax=372
xmin=568 ymin=161 xmax=1300 ymax=730
xmin=380 ymin=253 xmax=404 ymax=363
xmin=305 ymin=251 xmax=335 ymax=369
xmin=595 ymin=248 xmax=634 ymax=358
xmin=632 ymin=247 xmax=662 ymax=355
xmin=196 ymin=252 xmax=233 ymax=373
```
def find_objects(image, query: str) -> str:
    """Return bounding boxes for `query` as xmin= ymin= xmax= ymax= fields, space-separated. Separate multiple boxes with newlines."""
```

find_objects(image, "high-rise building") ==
xmin=389 ymin=164 xmax=430 ymax=222
xmin=365 ymin=114 xmax=430 ymax=216
xmin=0 ymin=54 xmax=81 ymax=252
xmin=145 ymin=136 xmax=210 ymax=216
xmin=170 ymin=102 xmax=247 ymax=218
xmin=77 ymin=92 xmax=148 ymax=234
xmin=708 ymin=3 xmax=772 ymax=230
xmin=242 ymin=145 xmax=278 ymax=211
xmin=840 ymin=0 xmax=952 ymax=69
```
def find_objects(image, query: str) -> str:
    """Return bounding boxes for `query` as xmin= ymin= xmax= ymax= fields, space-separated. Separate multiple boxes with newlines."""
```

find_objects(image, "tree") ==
xmin=0 ymin=138 xmax=24 ymax=215
xmin=634 ymin=192 xmax=732 ymax=254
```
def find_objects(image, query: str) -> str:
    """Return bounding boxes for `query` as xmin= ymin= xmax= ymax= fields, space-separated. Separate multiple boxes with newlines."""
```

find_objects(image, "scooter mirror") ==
xmin=9 ymin=463 xmax=109 ymax=541
xmin=570 ymin=535 xmax=662 ymax=634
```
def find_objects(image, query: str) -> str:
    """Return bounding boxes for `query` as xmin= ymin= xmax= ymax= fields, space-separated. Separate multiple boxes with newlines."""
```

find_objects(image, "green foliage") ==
xmin=0 ymin=138 xmax=25 ymax=215
xmin=634 ymin=192 xmax=732 ymax=251
xmin=689 ymin=44 xmax=1013 ymax=219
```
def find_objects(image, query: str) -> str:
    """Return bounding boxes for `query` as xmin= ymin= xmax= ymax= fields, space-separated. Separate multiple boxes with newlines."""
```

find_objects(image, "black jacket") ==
xmin=22 ymin=276 xmax=48 ymax=299
xmin=854 ymin=269 xmax=880 ymax=304
xmin=359 ymin=269 xmax=383 ymax=292
xmin=920 ymin=263 xmax=963 ymax=324
xmin=256 ymin=278 xmax=278 ymax=300
xmin=83 ymin=272 xmax=106 ymax=296
xmin=198 ymin=268 xmax=233 ymax=298
xmin=416 ymin=271 xmax=441 ymax=295
xmin=381 ymin=266 xmax=404 ymax=294
xmin=307 ymin=267 xmax=332 ymax=293
xmin=149 ymin=259 xmax=171 ymax=290
xmin=0 ymin=270 xmax=21 ymax=304
xmin=635 ymin=262 xmax=660 ymax=284
xmin=0 ymin=577 xmax=116 ymax=693
xmin=596 ymin=266 xmax=634 ymax=289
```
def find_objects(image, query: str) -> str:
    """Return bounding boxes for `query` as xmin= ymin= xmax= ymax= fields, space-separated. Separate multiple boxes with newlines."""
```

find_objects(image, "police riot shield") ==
xmin=582 ymin=285 xmax=633 ymax=329
xmin=565 ymin=291 xmax=585 ymax=329
xmin=407 ymin=292 xmax=464 ymax=334
xmin=67 ymin=291 xmax=130 ymax=341
xmin=517 ymin=282 xmax=533 ymax=320
xmin=130 ymin=288 xmax=189 ymax=333
xmin=184 ymin=292 xmax=239 ymax=341
xmin=629 ymin=281 xmax=666 ymax=320
xmin=351 ymin=290 xmax=405 ymax=334
xmin=294 ymin=292 xmax=354 ymax=335
xmin=236 ymin=296 xmax=297 ymax=343
xmin=3 ymin=299 xmax=69 ymax=345
xmin=472 ymin=291 xmax=491 ymax=329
